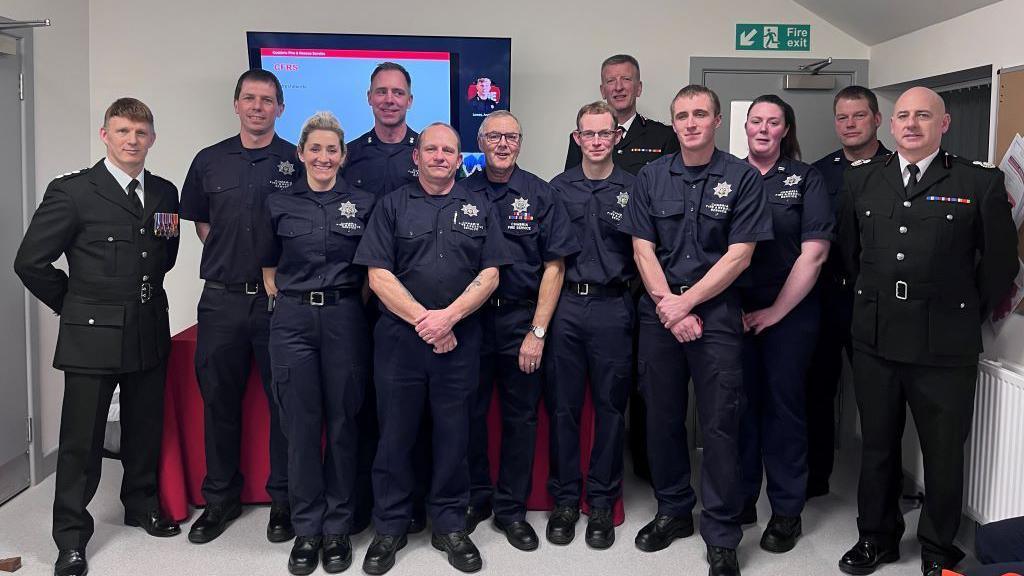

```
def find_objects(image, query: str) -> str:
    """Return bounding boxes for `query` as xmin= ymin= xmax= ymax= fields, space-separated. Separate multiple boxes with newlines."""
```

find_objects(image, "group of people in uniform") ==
xmin=14 ymin=52 xmax=1019 ymax=576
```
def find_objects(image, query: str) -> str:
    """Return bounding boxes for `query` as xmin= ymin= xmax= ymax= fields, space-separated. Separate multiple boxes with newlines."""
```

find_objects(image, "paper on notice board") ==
xmin=998 ymin=133 xmax=1024 ymax=226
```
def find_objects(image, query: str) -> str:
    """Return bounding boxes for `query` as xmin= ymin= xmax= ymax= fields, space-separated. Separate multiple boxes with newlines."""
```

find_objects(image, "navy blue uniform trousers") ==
xmin=545 ymin=291 xmax=634 ymax=509
xmin=469 ymin=303 xmax=543 ymax=523
xmin=738 ymin=286 xmax=819 ymax=517
xmin=638 ymin=292 xmax=745 ymax=549
xmin=195 ymin=285 xmax=288 ymax=505
xmin=372 ymin=314 xmax=481 ymax=535
xmin=269 ymin=294 xmax=367 ymax=536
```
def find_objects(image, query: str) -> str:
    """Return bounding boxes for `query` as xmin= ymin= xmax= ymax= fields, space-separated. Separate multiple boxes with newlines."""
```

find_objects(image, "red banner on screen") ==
xmin=260 ymin=48 xmax=450 ymax=60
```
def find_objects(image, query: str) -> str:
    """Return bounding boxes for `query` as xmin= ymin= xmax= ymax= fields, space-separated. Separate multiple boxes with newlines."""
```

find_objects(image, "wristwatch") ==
xmin=530 ymin=325 xmax=547 ymax=339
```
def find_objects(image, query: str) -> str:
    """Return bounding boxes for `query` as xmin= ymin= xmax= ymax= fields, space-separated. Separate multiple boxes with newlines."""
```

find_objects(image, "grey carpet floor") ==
xmin=0 ymin=448 xmax=979 ymax=575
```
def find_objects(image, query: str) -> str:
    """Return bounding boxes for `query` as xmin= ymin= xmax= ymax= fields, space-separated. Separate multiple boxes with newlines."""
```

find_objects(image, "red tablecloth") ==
xmin=159 ymin=324 xmax=624 ymax=525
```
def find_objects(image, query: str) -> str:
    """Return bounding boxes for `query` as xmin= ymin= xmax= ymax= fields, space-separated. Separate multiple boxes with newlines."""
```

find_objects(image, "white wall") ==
xmin=9 ymin=0 xmax=868 ymax=476
xmin=870 ymin=0 xmax=1024 ymax=366
xmin=0 ymin=0 xmax=91 ymax=459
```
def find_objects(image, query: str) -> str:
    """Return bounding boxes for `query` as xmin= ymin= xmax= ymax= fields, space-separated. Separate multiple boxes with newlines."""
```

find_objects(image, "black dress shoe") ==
xmin=838 ymin=539 xmax=900 ymax=575
xmin=707 ymin=545 xmax=741 ymax=576
xmin=921 ymin=560 xmax=945 ymax=576
xmin=187 ymin=501 xmax=242 ymax=544
xmin=431 ymin=531 xmax=483 ymax=573
xmin=363 ymin=533 xmax=407 ymax=575
xmin=54 ymin=549 xmax=88 ymax=576
xmin=760 ymin=515 xmax=801 ymax=553
xmin=268 ymin=501 xmax=295 ymax=543
xmin=288 ymin=535 xmax=322 ymax=576
xmin=464 ymin=504 xmax=492 ymax=534
xmin=124 ymin=509 xmax=181 ymax=537
xmin=635 ymin=514 xmax=694 ymax=552
xmin=546 ymin=504 xmax=580 ymax=545
xmin=494 ymin=518 xmax=539 ymax=551
xmin=407 ymin=515 xmax=426 ymax=534
xmin=322 ymin=534 xmax=352 ymax=574
xmin=585 ymin=508 xmax=615 ymax=550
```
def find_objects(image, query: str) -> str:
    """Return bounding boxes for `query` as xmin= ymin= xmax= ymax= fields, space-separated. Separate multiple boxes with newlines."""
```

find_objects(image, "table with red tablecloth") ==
xmin=159 ymin=324 xmax=624 ymax=525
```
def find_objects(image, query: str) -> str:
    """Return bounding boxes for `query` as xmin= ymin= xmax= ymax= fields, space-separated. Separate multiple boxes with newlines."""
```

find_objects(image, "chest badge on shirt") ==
xmin=277 ymin=160 xmax=295 ymax=176
xmin=783 ymin=174 xmax=802 ymax=186
xmin=713 ymin=181 xmax=732 ymax=198
xmin=462 ymin=203 xmax=480 ymax=217
xmin=338 ymin=201 xmax=358 ymax=218
xmin=408 ymin=168 xmax=420 ymax=177
xmin=617 ymin=191 xmax=630 ymax=207
xmin=510 ymin=197 xmax=533 ymax=221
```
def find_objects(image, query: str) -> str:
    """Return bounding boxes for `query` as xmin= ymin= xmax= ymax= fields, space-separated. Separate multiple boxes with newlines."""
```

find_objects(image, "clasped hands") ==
xmin=656 ymin=293 xmax=703 ymax=343
xmin=415 ymin=309 xmax=458 ymax=354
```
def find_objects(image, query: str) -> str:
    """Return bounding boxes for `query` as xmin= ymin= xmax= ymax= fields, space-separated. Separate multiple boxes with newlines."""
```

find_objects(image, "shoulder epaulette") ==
xmin=850 ymin=158 xmax=872 ymax=167
xmin=971 ymin=159 xmax=998 ymax=169
xmin=54 ymin=168 xmax=87 ymax=180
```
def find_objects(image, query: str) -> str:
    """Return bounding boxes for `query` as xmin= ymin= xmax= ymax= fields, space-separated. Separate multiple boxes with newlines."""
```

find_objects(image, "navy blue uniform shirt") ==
xmin=549 ymin=165 xmax=637 ymax=285
xmin=341 ymin=128 xmax=419 ymax=198
xmin=812 ymin=142 xmax=891 ymax=284
xmin=619 ymin=149 xmax=774 ymax=287
xmin=743 ymin=158 xmax=834 ymax=287
xmin=261 ymin=177 xmax=376 ymax=293
xmin=179 ymin=134 xmax=301 ymax=283
xmin=354 ymin=181 xmax=511 ymax=314
xmin=463 ymin=167 xmax=580 ymax=301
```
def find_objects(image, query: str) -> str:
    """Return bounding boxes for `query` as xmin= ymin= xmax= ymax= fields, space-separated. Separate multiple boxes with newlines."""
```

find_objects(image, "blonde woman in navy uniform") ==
xmin=736 ymin=95 xmax=833 ymax=555
xmin=262 ymin=112 xmax=376 ymax=575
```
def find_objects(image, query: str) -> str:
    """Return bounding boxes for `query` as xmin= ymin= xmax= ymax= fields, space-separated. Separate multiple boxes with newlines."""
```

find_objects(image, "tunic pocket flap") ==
xmin=61 ymin=301 xmax=125 ymax=327
xmin=650 ymin=200 xmax=685 ymax=218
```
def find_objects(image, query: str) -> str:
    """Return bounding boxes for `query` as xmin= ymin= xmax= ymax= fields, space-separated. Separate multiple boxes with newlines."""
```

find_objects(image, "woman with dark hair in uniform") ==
xmin=262 ymin=111 xmax=376 ymax=575
xmin=737 ymin=94 xmax=834 ymax=555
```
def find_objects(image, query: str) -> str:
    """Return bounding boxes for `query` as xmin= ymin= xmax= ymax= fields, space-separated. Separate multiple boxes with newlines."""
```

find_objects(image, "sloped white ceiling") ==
xmin=792 ymin=0 xmax=1004 ymax=44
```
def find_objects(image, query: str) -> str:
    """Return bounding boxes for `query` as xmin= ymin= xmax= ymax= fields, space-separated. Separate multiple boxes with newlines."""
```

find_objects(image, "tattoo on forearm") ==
xmin=462 ymin=272 xmax=484 ymax=294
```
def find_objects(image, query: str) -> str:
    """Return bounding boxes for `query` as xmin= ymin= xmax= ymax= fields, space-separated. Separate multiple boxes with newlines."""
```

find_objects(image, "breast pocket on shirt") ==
xmin=697 ymin=194 xmax=733 ymax=250
xmin=767 ymin=192 xmax=804 ymax=239
xmin=330 ymin=216 xmax=366 ymax=262
xmin=650 ymin=200 xmax=686 ymax=243
xmin=84 ymin=225 xmax=136 ymax=277
xmin=277 ymin=215 xmax=314 ymax=259
xmin=204 ymin=173 xmax=242 ymax=221
xmin=854 ymin=196 xmax=893 ymax=250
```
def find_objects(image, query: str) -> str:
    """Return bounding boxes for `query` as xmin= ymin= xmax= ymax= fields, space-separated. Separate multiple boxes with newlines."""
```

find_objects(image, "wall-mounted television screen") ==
xmin=247 ymin=32 xmax=512 ymax=176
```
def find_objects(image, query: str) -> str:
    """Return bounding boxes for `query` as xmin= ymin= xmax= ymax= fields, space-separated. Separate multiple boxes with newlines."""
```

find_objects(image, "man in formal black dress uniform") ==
xmin=14 ymin=97 xmax=182 ymax=576
xmin=836 ymin=87 xmax=1019 ymax=576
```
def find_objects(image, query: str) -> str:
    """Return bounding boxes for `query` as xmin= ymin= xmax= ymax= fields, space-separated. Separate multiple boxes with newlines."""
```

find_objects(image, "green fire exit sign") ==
xmin=736 ymin=24 xmax=811 ymax=51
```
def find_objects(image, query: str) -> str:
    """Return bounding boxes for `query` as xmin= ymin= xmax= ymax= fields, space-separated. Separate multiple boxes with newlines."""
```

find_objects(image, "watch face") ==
xmin=533 ymin=326 xmax=546 ymax=338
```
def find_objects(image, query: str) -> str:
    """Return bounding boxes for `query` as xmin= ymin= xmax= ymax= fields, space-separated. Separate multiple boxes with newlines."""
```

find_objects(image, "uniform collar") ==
xmin=897 ymin=147 xmax=941 ymax=180
xmin=669 ymin=148 xmax=727 ymax=178
xmin=103 ymin=157 xmax=145 ymax=194
xmin=289 ymin=176 xmax=348 ymax=198
xmin=565 ymin=163 xmax=629 ymax=187
xmin=466 ymin=165 xmax=525 ymax=199
xmin=406 ymin=179 xmax=467 ymax=200
xmin=831 ymin=140 xmax=893 ymax=164
xmin=363 ymin=126 xmax=419 ymax=147
xmin=227 ymin=133 xmax=290 ymax=157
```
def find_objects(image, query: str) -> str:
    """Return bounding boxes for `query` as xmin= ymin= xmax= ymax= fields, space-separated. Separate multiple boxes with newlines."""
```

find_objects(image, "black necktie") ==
xmin=906 ymin=163 xmax=919 ymax=195
xmin=127 ymin=178 xmax=143 ymax=213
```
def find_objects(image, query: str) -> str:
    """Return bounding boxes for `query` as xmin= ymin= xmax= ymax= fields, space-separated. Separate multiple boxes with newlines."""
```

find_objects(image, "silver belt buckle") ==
xmin=140 ymin=282 xmax=152 ymax=304
xmin=577 ymin=283 xmax=590 ymax=296
xmin=677 ymin=285 xmax=690 ymax=295
xmin=245 ymin=282 xmax=259 ymax=295
xmin=895 ymin=280 xmax=908 ymax=301
xmin=309 ymin=291 xmax=325 ymax=306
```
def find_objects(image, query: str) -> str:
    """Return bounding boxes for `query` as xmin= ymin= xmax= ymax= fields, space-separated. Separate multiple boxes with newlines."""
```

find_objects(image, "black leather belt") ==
xmin=563 ymin=281 xmax=627 ymax=297
xmin=282 ymin=287 xmax=359 ymax=306
xmin=206 ymin=280 xmax=262 ymax=295
xmin=487 ymin=296 xmax=536 ymax=308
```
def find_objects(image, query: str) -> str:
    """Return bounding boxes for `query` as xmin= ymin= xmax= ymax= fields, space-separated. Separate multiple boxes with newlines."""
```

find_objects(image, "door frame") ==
xmin=1 ymin=17 xmax=42 ymax=493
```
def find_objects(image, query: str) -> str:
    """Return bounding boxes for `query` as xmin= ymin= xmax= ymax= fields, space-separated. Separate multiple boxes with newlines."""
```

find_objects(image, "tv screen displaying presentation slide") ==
xmin=247 ymin=32 xmax=512 ymax=176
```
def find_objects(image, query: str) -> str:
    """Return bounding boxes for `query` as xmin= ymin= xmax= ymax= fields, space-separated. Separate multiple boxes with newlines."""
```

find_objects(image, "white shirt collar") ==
xmin=618 ymin=113 xmax=637 ymax=135
xmin=897 ymin=148 xmax=940 ymax=186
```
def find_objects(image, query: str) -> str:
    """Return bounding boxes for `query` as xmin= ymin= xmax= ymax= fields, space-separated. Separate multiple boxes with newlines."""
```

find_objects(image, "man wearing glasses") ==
xmin=463 ymin=111 xmax=580 ymax=551
xmin=545 ymin=101 xmax=637 ymax=549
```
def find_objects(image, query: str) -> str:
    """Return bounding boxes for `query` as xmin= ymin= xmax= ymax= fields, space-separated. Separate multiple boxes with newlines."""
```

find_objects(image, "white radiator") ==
xmin=965 ymin=359 xmax=1024 ymax=523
